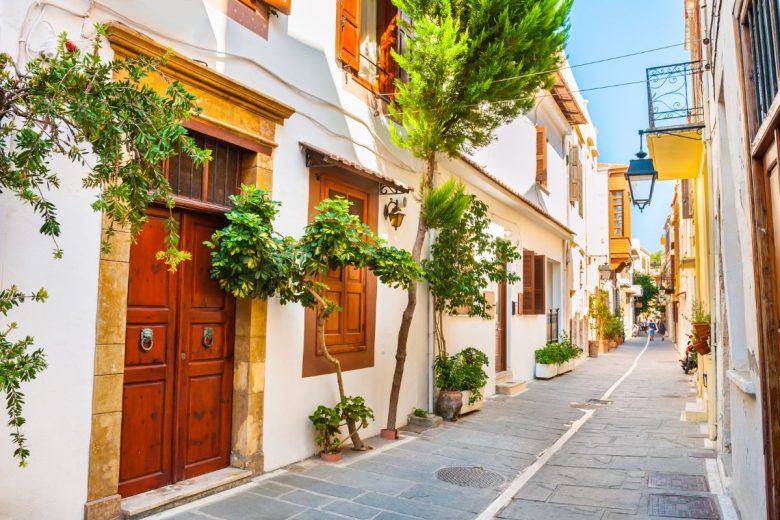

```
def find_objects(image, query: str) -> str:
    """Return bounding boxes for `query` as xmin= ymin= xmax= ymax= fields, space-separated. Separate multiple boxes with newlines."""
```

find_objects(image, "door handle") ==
xmin=203 ymin=327 xmax=214 ymax=349
xmin=140 ymin=328 xmax=153 ymax=352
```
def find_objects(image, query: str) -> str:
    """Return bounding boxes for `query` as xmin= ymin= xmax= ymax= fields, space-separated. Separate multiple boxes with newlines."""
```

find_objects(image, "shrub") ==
xmin=412 ymin=408 xmax=427 ymax=418
xmin=308 ymin=396 xmax=374 ymax=454
xmin=434 ymin=347 xmax=489 ymax=404
xmin=690 ymin=300 xmax=711 ymax=324
xmin=535 ymin=334 xmax=582 ymax=365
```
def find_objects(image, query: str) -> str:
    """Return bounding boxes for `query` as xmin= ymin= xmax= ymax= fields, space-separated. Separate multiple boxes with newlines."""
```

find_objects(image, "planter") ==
xmin=380 ymin=429 xmax=398 ymax=440
xmin=588 ymin=341 xmax=599 ymax=358
xmin=598 ymin=340 xmax=609 ymax=354
xmin=320 ymin=451 xmax=342 ymax=462
xmin=692 ymin=339 xmax=711 ymax=355
xmin=460 ymin=390 xmax=484 ymax=415
xmin=608 ymin=340 xmax=617 ymax=350
xmin=435 ymin=390 xmax=463 ymax=421
xmin=558 ymin=360 xmax=574 ymax=374
xmin=535 ymin=362 xmax=558 ymax=379
xmin=692 ymin=322 xmax=711 ymax=341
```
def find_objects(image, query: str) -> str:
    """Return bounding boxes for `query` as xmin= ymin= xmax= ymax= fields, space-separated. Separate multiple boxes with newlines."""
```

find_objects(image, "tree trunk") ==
xmin=311 ymin=294 xmax=366 ymax=450
xmin=385 ymin=154 xmax=436 ymax=432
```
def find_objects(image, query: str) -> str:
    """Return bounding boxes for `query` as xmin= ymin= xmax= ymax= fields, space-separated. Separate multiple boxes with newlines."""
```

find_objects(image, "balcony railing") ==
xmin=646 ymin=61 xmax=704 ymax=129
xmin=547 ymin=308 xmax=560 ymax=343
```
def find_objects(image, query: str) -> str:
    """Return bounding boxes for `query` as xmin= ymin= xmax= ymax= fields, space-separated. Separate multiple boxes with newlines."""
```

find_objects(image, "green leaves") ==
xmin=308 ymin=396 xmax=375 ymax=454
xmin=433 ymin=348 xmax=489 ymax=403
xmin=421 ymin=178 xmax=470 ymax=229
xmin=536 ymin=332 xmax=582 ymax=365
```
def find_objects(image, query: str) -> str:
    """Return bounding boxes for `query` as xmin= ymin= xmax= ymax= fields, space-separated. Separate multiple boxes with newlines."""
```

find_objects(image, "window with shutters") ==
xmin=338 ymin=0 xmax=409 ymax=96
xmin=611 ymin=191 xmax=624 ymax=236
xmin=303 ymin=168 xmax=379 ymax=377
xmin=568 ymin=145 xmax=583 ymax=216
xmin=681 ymin=179 xmax=694 ymax=219
xmin=521 ymin=250 xmax=546 ymax=315
xmin=536 ymin=127 xmax=548 ymax=188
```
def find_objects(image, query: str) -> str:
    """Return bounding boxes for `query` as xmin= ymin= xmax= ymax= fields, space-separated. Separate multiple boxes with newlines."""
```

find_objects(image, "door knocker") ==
xmin=202 ymin=327 xmax=214 ymax=349
xmin=140 ymin=328 xmax=154 ymax=352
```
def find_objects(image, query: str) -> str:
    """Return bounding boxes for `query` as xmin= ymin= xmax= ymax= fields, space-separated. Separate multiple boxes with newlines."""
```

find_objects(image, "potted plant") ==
xmin=535 ymin=343 xmax=562 ymax=379
xmin=434 ymin=347 xmax=489 ymax=421
xmin=308 ymin=396 xmax=375 ymax=461
xmin=588 ymin=292 xmax=611 ymax=356
xmin=559 ymin=333 xmax=583 ymax=372
xmin=690 ymin=300 xmax=711 ymax=342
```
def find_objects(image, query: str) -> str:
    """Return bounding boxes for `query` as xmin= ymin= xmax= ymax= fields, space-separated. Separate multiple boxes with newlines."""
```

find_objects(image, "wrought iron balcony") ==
xmin=646 ymin=61 xmax=704 ymax=129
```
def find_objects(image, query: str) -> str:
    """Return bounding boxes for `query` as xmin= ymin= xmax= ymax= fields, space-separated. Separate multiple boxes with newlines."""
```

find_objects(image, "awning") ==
xmin=300 ymin=142 xmax=412 ymax=194
xmin=550 ymin=72 xmax=588 ymax=126
xmin=646 ymin=127 xmax=704 ymax=181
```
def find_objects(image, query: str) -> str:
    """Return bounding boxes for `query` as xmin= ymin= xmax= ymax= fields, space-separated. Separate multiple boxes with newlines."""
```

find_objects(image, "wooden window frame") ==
xmin=521 ymin=249 xmax=546 ymax=316
xmin=302 ymin=167 xmax=379 ymax=377
xmin=610 ymin=190 xmax=625 ymax=237
xmin=536 ymin=126 xmax=548 ymax=189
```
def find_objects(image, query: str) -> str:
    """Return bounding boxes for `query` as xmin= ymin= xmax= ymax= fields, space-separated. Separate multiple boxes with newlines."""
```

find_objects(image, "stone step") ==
xmin=496 ymin=379 xmax=528 ymax=396
xmin=495 ymin=370 xmax=514 ymax=384
xmin=685 ymin=399 xmax=708 ymax=423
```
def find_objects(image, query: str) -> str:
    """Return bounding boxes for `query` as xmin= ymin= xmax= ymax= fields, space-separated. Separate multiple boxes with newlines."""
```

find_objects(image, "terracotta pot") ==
xmin=608 ymin=340 xmax=617 ymax=350
xmin=693 ymin=322 xmax=711 ymax=341
xmin=693 ymin=339 xmax=711 ymax=355
xmin=320 ymin=451 xmax=342 ymax=462
xmin=588 ymin=341 xmax=599 ymax=358
xmin=379 ymin=428 xmax=398 ymax=440
xmin=435 ymin=390 xmax=463 ymax=421
xmin=598 ymin=340 xmax=609 ymax=354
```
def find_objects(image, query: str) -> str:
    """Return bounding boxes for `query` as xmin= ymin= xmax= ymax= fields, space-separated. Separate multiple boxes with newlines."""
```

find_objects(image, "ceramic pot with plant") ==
xmin=588 ymin=340 xmax=599 ymax=358
xmin=535 ymin=343 xmax=563 ymax=379
xmin=434 ymin=348 xmax=489 ymax=421
xmin=690 ymin=300 xmax=711 ymax=341
xmin=309 ymin=396 xmax=375 ymax=460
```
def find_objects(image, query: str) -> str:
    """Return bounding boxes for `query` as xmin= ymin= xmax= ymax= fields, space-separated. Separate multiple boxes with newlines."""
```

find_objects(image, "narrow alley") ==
xmin=155 ymin=339 xmax=729 ymax=520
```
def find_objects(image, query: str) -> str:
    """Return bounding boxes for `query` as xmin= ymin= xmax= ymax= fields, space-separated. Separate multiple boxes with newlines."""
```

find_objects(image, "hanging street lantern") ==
xmin=625 ymin=131 xmax=658 ymax=212
xmin=599 ymin=262 xmax=612 ymax=282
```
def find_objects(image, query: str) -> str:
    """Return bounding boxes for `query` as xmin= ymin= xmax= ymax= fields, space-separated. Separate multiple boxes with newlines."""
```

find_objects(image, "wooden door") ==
xmin=495 ymin=276 xmax=507 ymax=373
xmin=119 ymin=209 xmax=234 ymax=497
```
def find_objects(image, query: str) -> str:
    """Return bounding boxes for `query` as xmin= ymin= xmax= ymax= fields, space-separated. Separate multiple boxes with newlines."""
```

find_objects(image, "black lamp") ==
xmin=625 ymin=131 xmax=658 ymax=212
xmin=384 ymin=198 xmax=406 ymax=230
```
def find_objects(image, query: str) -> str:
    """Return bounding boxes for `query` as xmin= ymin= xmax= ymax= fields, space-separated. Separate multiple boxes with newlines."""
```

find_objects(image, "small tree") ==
xmin=588 ymin=291 xmax=611 ymax=342
xmin=207 ymin=187 xmax=419 ymax=449
xmin=633 ymin=272 xmax=659 ymax=313
xmin=422 ymin=187 xmax=520 ymax=357
xmin=0 ymin=27 xmax=207 ymax=465
xmin=384 ymin=0 xmax=573 ymax=433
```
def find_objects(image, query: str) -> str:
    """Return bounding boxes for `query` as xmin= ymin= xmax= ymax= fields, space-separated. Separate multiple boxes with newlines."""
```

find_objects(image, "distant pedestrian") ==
xmin=658 ymin=321 xmax=667 ymax=341
xmin=648 ymin=320 xmax=656 ymax=341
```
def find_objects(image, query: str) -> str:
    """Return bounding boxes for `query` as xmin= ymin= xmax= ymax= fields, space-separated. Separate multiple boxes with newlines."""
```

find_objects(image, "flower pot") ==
xmin=692 ymin=339 xmax=711 ymax=355
xmin=588 ymin=341 xmax=599 ymax=358
xmin=320 ymin=451 xmax=342 ymax=462
xmin=435 ymin=390 xmax=463 ymax=421
xmin=608 ymin=340 xmax=617 ymax=350
xmin=380 ymin=428 xmax=399 ymax=440
xmin=693 ymin=322 xmax=711 ymax=341
xmin=535 ymin=363 xmax=558 ymax=379
xmin=558 ymin=360 xmax=574 ymax=374
xmin=460 ymin=390 xmax=484 ymax=415
xmin=598 ymin=340 xmax=609 ymax=354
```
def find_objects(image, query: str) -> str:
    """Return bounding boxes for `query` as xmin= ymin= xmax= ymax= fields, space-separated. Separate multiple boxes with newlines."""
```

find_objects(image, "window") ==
xmin=536 ymin=126 xmax=548 ymax=188
xmin=569 ymin=145 xmax=583 ymax=216
xmin=338 ymin=0 xmax=409 ymax=95
xmin=741 ymin=0 xmax=779 ymax=131
xmin=681 ymin=179 xmax=694 ymax=219
xmin=521 ymin=250 xmax=546 ymax=315
xmin=303 ymin=169 xmax=379 ymax=377
xmin=611 ymin=191 xmax=624 ymax=236
xmin=166 ymin=130 xmax=252 ymax=209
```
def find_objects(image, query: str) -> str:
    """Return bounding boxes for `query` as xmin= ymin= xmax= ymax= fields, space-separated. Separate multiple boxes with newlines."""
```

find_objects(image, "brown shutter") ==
xmin=569 ymin=145 xmax=580 ymax=204
xmin=338 ymin=0 xmax=361 ymax=71
xmin=264 ymin=0 xmax=291 ymax=15
xmin=534 ymin=255 xmax=546 ymax=315
xmin=522 ymin=250 xmax=535 ymax=314
xmin=536 ymin=127 xmax=548 ymax=187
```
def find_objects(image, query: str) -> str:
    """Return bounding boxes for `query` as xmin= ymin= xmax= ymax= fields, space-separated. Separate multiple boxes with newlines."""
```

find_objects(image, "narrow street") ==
xmin=157 ymin=339 xmax=728 ymax=520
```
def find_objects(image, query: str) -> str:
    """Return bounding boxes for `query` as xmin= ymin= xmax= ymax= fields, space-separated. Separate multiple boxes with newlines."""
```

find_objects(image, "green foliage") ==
xmin=421 ymin=178 xmax=471 ymax=229
xmin=0 ymin=287 xmax=48 ymax=467
xmin=588 ymin=291 xmax=611 ymax=339
xmin=412 ymin=407 xmax=427 ymax=418
xmin=536 ymin=333 xmax=583 ymax=365
xmin=633 ymin=273 xmax=659 ymax=312
xmin=689 ymin=300 xmax=711 ymax=324
xmin=389 ymin=0 xmax=573 ymax=157
xmin=424 ymin=196 xmax=521 ymax=319
xmin=603 ymin=314 xmax=624 ymax=341
xmin=434 ymin=347 xmax=489 ymax=404
xmin=207 ymin=187 xmax=421 ymax=311
xmin=0 ymin=26 xmax=206 ymax=466
xmin=308 ymin=396 xmax=375 ymax=454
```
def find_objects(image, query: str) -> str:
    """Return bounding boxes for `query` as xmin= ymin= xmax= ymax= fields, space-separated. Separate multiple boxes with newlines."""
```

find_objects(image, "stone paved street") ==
xmin=157 ymin=339 xmax=726 ymax=520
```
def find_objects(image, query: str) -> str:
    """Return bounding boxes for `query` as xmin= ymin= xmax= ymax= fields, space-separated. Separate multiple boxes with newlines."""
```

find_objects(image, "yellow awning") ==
xmin=646 ymin=129 xmax=703 ymax=181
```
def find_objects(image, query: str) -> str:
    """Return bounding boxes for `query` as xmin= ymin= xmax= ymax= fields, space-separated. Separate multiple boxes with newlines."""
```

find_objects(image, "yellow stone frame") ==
xmin=83 ymin=23 xmax=293 ymax=520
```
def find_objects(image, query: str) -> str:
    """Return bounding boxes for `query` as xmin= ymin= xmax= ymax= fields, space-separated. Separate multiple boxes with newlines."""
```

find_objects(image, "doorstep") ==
xmin=120 ymin=467 xmax=253 ymax=519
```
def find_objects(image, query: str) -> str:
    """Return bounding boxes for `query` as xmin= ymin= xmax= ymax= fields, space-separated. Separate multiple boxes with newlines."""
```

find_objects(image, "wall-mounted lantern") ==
xmin=625 ymin=131 xmax=658 ymax=212
xmin=383 ymin=198 xmax=406 ymax=230
xmin=599 ymin=262 xmax=612 ymax=282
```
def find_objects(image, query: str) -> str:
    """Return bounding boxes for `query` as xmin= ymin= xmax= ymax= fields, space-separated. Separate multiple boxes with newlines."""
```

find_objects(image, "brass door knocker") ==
xmin=140 ymin=328 xmax=154 ymax=352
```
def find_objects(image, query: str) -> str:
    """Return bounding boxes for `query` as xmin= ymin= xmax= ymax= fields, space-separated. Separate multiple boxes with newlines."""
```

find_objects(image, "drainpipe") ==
xmin=426 ymin=229 xmax=435 ymax=413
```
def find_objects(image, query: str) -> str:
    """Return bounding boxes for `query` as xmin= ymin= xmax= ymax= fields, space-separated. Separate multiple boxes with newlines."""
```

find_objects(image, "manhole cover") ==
xmin=649 ymin=472 xmax=710 ymax=492
xmin=436 ymin=466 xmax=504 ymax=488
xmin=649 ymin=494 xmax=720 ymax=519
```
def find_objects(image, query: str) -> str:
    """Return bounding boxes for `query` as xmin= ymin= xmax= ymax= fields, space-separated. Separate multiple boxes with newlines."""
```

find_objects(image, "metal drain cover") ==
xmin=649 ymin=472 xmax=710 ymax=492
xmin=436 ymin=466 xmax=504 ymax=488
xmin=587 ymin=398 xmax=612 ymax=405
xmin=649 ymin=494 xmax=720 ymax=519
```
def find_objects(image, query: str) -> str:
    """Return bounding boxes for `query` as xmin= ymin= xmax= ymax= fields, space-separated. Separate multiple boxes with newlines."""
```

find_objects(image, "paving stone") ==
xmin=303 ymin=465 xmax=416 ymax=496
xmin=273 ymin=474 xmax=363 ymax=499
xmin=533 ymin=465 xmax=628 ymax=488
xmin=399 ymin=482 xmax=498 ymax=513
xmin=548 ymin=484 xmax=642 ymax=511
xmin=280 ymin=489 xmax=334 ymax=508
xmin=373 ymin=513 xmax=419 ymax=520
xmin=323 ymin=499 xmax=382 ymax=519
xmin=251 ymin=482 xmax=295 ymax=498
xmin=200 ymin=491 xmax=304 ymax=520
xmin=513 ymin=481 xmax=556 ymax=502
xmin=355 ymin=491 xmax=473 ymax=520
xmin=497 ymin=499 xmax=603 ymax=519
xmin=293 ymin=509 xmax=351 ymax=520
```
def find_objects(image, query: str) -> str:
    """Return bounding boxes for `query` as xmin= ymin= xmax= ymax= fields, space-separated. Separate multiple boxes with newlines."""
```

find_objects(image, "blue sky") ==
xmin=567 ymin=0 xmax=690 ymax=253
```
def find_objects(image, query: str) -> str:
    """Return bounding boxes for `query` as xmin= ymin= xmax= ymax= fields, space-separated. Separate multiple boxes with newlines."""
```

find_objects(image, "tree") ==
xmin=422 ymin=185 xmax=521 ymax=357
xmin=0 ymin=27 xmax=207 ymax=465
xmin=384 ymin=0 xmax=573 ymax=433
xmin=634 ymin=272 xmax=659 ymax=313
xmin=207 ymin=187 xmax=419 ymax=449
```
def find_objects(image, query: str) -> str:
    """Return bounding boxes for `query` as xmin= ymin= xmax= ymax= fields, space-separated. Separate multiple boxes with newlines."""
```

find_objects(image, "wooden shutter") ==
xmin=522 ymin=250 xmax=535 ymax=314
xmin=378 ymin=3 xmax=398 ymax=94
xmin=534 ymin=255 xmax=546 ymax=315
xmin=569 ymin=146 xmax=580 ymax=204
xmin=238 ymin=0 xmax=255 ymax=8
xmin=338 ymin=0 xmax=361 ymax=72
xmin=536 ymin=127 xmax=548 ymax=187
xmin=264 ymin=0 xmax=291 ymax=15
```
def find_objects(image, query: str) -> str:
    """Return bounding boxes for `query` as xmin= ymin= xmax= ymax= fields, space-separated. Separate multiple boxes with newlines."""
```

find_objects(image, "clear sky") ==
xmin=567 ymin=0 xmax=690 ymax=253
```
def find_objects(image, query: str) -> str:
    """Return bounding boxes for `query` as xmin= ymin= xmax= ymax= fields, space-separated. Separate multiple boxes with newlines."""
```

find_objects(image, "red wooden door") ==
xmin=119 ymin=209 xmax=234 ymax=497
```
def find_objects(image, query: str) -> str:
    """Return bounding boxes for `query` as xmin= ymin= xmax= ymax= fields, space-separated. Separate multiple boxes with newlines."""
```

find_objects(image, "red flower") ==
xmin=65 ymin=41 xmax=77 ymax=53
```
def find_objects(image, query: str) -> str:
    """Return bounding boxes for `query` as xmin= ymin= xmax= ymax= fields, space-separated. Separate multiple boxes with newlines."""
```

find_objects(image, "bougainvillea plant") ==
xmin=0 ymin=25 xmax=207 ymax=465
